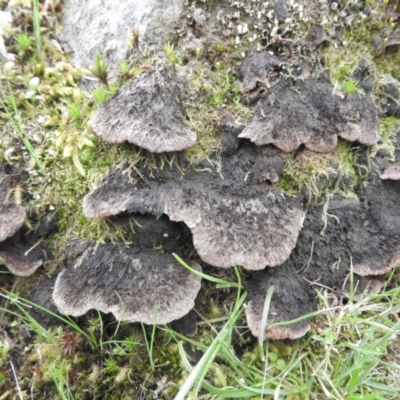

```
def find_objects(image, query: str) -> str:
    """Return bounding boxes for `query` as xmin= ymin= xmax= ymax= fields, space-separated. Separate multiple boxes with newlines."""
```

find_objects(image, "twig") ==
xmin=9 ymin=361 xmax=24 ymax=400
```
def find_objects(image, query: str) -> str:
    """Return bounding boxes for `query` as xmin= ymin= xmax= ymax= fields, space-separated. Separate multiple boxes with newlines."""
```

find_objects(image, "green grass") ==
xmin=1 ymin=83 xmax=44 ymax=172
xmin=1 ymin=266 xmax=399 ymax=399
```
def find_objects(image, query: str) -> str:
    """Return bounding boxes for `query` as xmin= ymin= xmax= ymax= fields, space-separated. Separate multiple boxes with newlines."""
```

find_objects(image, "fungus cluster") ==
xmin=0 ymin=165 xmax=49 ymax=276
xmin=48 ymin=45 xmax=400 ymax=340
xmin=48 ymin=211 xmax=203 ymax=328
xmin=238 ymin=62 xmax=378 ymax=153
xmin=10 ymin=21 xmax=399 ymax=341
xmin=82 ymin=163 xmax=305 ymax=270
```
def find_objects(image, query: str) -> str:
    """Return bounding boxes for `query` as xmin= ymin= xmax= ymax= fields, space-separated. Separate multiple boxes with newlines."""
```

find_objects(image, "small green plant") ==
xmin=119 ymin=59 xmax=131 ymax=79
xmin=16 ymin=32 xmax=33 ymax=57
xmin=164 ymin=42 xmax=181 ymax=65
xmin=343 ymin=78 xmax=359 ymax=98
xmin=128 ymin=28 xmax=140 ymax=50
xmin=171 ymin=256 xmax=245 ymax=400
xmin=89 ymin=52 xmax=109 ymax=86
xmin=0 ymin=291 xmax=98 ymax=349
xmin=50 ymin=360 xmax=74 ymax=400
xmin=92 ymin=85 xmax=118 ymax=104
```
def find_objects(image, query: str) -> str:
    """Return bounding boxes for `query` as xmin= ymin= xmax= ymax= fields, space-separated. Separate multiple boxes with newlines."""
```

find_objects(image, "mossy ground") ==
xmin=1 ymin=0 xmax=400 ymax=399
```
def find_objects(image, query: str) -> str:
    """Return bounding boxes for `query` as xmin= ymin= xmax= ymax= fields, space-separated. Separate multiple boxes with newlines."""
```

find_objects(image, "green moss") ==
xmin=277 ymin=143 xmax=362 ymax=202
xmin=371 ymin=116 xmax=399 ymax=160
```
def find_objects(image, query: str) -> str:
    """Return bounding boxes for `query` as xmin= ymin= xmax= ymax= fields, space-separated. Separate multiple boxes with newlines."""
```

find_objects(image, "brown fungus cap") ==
xmin=342 ymin=275 xmax=386 ymax=302
xmin=245 ymin=271 xmax=314 ymax=340
xmin=52 ymin=244 xmax=202 ymax=324
xmin=380 ymin=162 xmax=400 ymax=180
xmin=0 ymin=251 xmax=43 ymax=277
xmin=90 ymin=68 xmax=196 ymax=153
xmin=242 ymin=188 xmax=400 ymax=340
xmin=0 ymin=164 xmax=27 ymax=243
xmin=83 ymin=166 xmax=305 ymax=270
xmin=0 ymin=204 xmax=26 ymax=242
xmin=0 ymin=218 xmax=52 ymax=277
xmin=236 ymin=48 xmax=282 ymax=95
xmin=239 ymin=75 xmax=378 ymax=152
xmin=306 ymin=25 xmax=331 ymax=47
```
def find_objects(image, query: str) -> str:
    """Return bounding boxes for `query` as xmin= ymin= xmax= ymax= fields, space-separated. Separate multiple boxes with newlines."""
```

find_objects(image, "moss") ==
xmin=277 ymin=142 xmax=362 ymax=203
xmin=371 ymin=116 xmax=399 ymax=160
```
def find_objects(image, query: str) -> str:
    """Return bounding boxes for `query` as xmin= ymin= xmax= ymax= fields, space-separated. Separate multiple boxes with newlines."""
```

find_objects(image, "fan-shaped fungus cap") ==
xmin=375 ymin=31 xmax=400 ymax=56
xmin=307 ymin=25 xmax=331 ymax=47
xmin=236 ymin=48 xmax=282 ymax=95
xmin=338 ymin=87 xmax=378 ymax=146
xmin=245 ymin=272 xmax=314 ymax=340
xmin=342 ymin=275 xmax=385 ymax=302
xmin=218 ymin=114 xmax=285 ymax=183
xmin=239 ymin=75 xmax=378 ymax=152
xmin=239 ymin=77 xmax=341 ymax=152
xmin=380 ymin=162 xmax=400 ymax=180
xmin=0 ymin=164 xmax=27 ymax=242
xmin=83 ymin=167 xmax=305 ymax=270
xmin=165 ymin=189 xmax=305 ymax=270
xmin=52 ymin=244 xmax=202 ymax=324
xmin=90 ymin=69 xmax=196 ymax=152
xmin=0 ymin=251 xmax=43 ymax=277
xmin=0 ymin=204 xmax=26 ymax=242
xmin=0 ymin=217 xmax=50 ymax=276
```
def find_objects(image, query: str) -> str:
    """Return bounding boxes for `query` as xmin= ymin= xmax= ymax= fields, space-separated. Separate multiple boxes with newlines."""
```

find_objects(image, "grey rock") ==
xmin=58 ymin=0 xmax=184 ymax=77
xmin=0 ymin=11 xmax=14 ymax=62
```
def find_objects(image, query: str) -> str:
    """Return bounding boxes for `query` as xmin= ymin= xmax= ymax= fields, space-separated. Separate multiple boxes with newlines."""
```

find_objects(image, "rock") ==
xmin=58 ymin=0 xmax=185 ymax=77
xmin=0 ymin=11 xmax=14 ymax=62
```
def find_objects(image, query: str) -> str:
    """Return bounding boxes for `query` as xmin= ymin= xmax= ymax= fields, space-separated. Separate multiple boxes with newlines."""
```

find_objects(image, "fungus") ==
xmin=0 ymin=165 xmax=27 ymax=242
xmin=244 ymin=191 xmax=400 ymax=340
xmin=0 ymin=226 xmax=50 ymax=276
xmin=380 ymin=162 xmax=400 ymax=180
xmin=0 ymin=204 xmax=26 ymax=242
xmin=338 ymin=83 xmax=378 ymax=146
xmin=238 ymin=72 xmax=378 ymax=152
xmin=375 ymin=31 xmax=400 ymax=56
xmin=90 ymin=68 xmax=197 ymax=152
xmin=28 ymin=274 xmax=60 ymax=327
xmin=0 ymin=251 xmax=43 ymax=277
xmin=236 ymin=48 xmax=282 ymax=96
xmin=342 ymin=275 xmax=386 ymax=302
xmin=245 ymin=271 xmax=314 ymax=340
xmin=219 ymin=114 xmax=285 ymax=183
xmin=239 ymin=76 xmax=341 ymax=152
xmin=52 ymin=244 xmax=202 ymax=324
xmin=306 ymin=25 xmax=331 ymax=47
xmin=83 ymin=162 xmax=305 ymax=270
